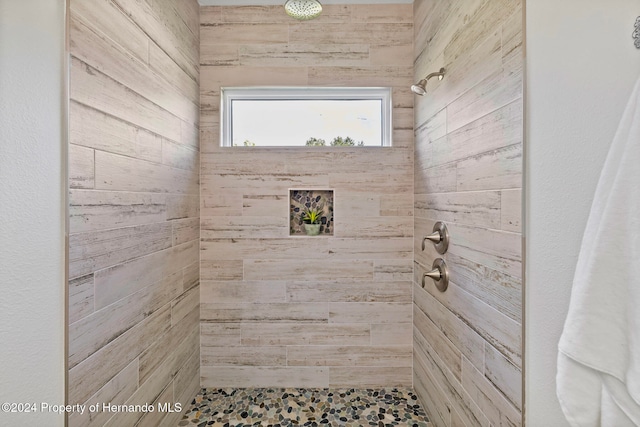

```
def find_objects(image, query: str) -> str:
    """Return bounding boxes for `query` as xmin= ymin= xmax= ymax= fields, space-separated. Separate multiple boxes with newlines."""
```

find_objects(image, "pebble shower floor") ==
xmin=179 ymin=388 xmax=430 ymax=427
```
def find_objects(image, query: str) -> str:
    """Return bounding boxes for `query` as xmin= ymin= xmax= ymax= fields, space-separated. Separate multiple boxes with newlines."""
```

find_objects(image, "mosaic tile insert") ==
xmin=179 ymin=388 xmax=430 ymax=427
xmin=290 ymin=189 xmax=334 ymax=236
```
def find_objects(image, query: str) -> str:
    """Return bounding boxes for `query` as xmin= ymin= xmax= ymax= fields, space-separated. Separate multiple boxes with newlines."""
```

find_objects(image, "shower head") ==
xmin=411 ymin=68 xmax=446 ymax=96
xmin=284 ymin=0 xmax=323 ymax=20
xmin=410 ymin=80 xmax=428 ymax=96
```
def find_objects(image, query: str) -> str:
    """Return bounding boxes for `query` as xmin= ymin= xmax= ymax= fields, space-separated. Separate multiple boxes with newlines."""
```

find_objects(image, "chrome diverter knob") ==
xmin=421 ymin=221 xmax=449 ymax=254
xmin=421 ymin=258 xmax=449 ymax=292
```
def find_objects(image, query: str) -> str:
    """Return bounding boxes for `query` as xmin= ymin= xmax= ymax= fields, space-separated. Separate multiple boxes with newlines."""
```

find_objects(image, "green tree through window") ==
xmin=305 ymin=136 xmax=365 ymax=147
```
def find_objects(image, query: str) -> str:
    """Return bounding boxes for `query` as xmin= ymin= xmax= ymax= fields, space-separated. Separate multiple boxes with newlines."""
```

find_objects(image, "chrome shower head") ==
xmin=411 ymin=80 xmax=428 ymax=95
xmin=284 ymin=0 xmax=323 ymax=20
xmin=411 ymin=68 xmax=446 ymax=96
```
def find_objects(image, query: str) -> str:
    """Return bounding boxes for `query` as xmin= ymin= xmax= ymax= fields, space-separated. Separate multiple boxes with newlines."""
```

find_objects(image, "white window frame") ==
xmin=220 ymin=86 xmax=393 ymax=147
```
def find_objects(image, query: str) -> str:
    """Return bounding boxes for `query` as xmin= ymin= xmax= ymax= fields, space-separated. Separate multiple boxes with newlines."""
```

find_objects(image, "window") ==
xmin=221 ymin=87 xmax=392 ymax=147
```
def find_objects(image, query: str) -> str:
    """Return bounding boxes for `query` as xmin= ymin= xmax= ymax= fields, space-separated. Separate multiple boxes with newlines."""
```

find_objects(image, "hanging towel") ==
xmin=557 ymin=75 xmax=640 ymax=426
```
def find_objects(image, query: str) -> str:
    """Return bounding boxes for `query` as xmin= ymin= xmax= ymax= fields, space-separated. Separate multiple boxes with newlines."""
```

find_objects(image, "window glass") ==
xmin=221 ymin=87 xmax=392 ymax=147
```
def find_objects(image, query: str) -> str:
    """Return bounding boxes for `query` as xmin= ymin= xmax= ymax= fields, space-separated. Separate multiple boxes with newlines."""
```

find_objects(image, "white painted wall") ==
xmin=0 ymin=1 xmax=66 ymax=425
xmin=525 ymin=0 xmax=640 ymax=425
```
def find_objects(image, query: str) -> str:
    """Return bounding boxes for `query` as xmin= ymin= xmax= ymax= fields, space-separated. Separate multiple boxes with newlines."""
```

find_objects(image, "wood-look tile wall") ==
xmin=412 ymin=0 xmax=523 ymax=425
xmin=199 ymin=4 xmax=414 ymax=388
xmin=68 ymin=0 xmax=200 ymax=425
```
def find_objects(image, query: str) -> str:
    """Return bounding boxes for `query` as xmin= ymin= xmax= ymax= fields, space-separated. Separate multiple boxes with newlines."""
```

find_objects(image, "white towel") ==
xmin=557 ymin=75 xmax=640 ymax=426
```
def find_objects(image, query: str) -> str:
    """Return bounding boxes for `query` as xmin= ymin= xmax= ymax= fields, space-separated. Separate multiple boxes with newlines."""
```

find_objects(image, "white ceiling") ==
xmin=198 ymin=0 xmax=413 ymax=5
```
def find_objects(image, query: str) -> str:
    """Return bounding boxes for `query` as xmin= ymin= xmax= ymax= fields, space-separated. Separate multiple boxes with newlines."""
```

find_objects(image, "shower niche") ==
xmin=289 ymin=189 xmax=334 ymax=236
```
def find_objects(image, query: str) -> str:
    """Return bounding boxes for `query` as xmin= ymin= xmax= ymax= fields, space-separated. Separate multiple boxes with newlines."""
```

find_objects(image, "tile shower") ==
xmin=67 ymin=0 xmax=201 ymax=426
xmin=66 ymin=1 xmax=522 ymax=426
xmin=413 ymin=0 xmax=523 ymax=424
xmin=199 ymin=3 xmax=415 ymax=390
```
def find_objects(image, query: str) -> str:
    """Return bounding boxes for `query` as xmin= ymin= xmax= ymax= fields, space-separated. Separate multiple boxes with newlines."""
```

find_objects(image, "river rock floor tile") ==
xmin=179 ymin=388 xmax=430 ymax=427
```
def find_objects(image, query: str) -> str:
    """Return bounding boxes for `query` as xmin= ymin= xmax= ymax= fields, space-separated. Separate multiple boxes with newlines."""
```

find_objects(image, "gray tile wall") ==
xmin=199 ymin=4 xmax=415 ymax=388
xmin=412 ymin=0 xmax=523 ymax=425
xmin=67 ymin=0 xmax=200 ymax=425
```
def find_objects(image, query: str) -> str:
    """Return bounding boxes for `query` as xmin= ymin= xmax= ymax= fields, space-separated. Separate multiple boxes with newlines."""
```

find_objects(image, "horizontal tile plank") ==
xmin=95 ymin=150 xmax=198 ymax=194
xmin=162 ymin=139 xmax=199 ymax=171
xmin=242 ymin=194 xmax=287 ymax=216
xmin=69 ymin=222 xmax=172 ymax=280
xmin=112 ymin=0 xmax=198 ymax=80
xmin=200 ymin=280 xmax=287 ymax=304
xmin=329 ymin=367 xmax=412 ymax=388
xmin=201 ymin=345 xmax=286 ymax=366
xmin=501 ymin=189 xmax=522 ymax=232
xmin=69 ymin=271 xmax=181 ymax=368
xmin=166 ymin=194 xmax=199 ymax=220
xmin=173 ymin=349 xmax=201 ymax=409
xmin=447 ymin=57 xmax=523 ymax=132
xmin=239 ymin=43 xmax=370 ymax=67
xmin=149 ymin=41 xmax=199 ymax=104
xmin=485 ymin=343 xmax=522 ymax=410
xmin=69 ymin=190 xmax=166 ymax=233
xmin=333 ymin=217 xmax=413 ymax=238
xmin=414 ymin=282 xmax=485 ymax=371
xmin=415 ymin=191 xmax=501 ymax=229
xmin=67 ymin=358 xmax=138 ymax=427
xmin=416 ymin=217 xmax=522 ymax=279
xmin=456 ymin=143 xmax=522 ymax=192
xmin=201 ymin=366 xmax=330 ymax=388
xmin=71 ymin=58 xmax=182 ymax=142
xmin=244 ymin=259 xmax=374 ymax=281
xmin=431 ymin=100 xmax=522 ymax=169
xmin=447 ymin=220 xmax=522 ymax=279
xmin=200 ymin=238 xmax=328 ymax=261
xmin=287 ymin=345 xmax=412 ymax=367
xmin=172 ymin=217 xmax=199 ymax=246
xmin=70 ymin=101 xmax=163 ymax=164
xmin=201 ymin=323 xmax=242 ymax=347
xmin=329 ymin=302 xmax=411 ymax=324
xmin=415 ymin=163 xmax=457 ymax=195
xmin=380 ymin=193 xmax=414 ymax=217
xmin=200 ymin=260 xmax=243 ymax=281
xmin=103 ymin=326 xmax=197 ymax=427
xmin=70 ymin=0 xmax=148 ymax=64
xmin=414 ymin=306 xmax=462 ymax=382
xmin=240 ymin=323 xmax=371 ymax=346
xmin=444 ymin=252 xmax=522 ymax=323
xmin=349 ymin=4 xmax=413 ymax=23
xmin=373 ymin=260 xmax=413 ymax=281
xmin=290 ymin=23 xmax=412 ymax=46
xmin=69 ymin=274 xmax=94 ymax=324
xmin=68 ymin=305 xmax=170 ymax=405
xmin=462 ymin=356 xmax=520 ymax=426
xmin=201 ymin=302 xmax=328 ymax=323
xmin=287 ymin=280 xmax=412 ymax=303
xmin=371 ymin=323 xmax=412 ymax=345
xmin=93 ymin=241 xmax=197 ymax=309
xmin=138 ymin=307 xmax=199 ymax=384
xmin=200 ymin=23 xmax=288 ymax=44
xmin=414 ymin=329 xmax=491 ymax=427
xmin=70 ymin=144 xmax=94 ymax=189
xmin=171 ymin=285 xmax=200 ymax=327
xmin=70 ymin=14 xmax=198 ymax=125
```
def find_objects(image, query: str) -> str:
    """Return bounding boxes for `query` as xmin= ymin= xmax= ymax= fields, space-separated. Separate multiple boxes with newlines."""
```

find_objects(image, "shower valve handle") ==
xmin=422 ymin=231 xmax=442 ymax=249
xmin=422 ymin=258 xmax=449 ymax=292
xmin=421 ymin=221 xmax=450 ymax=254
